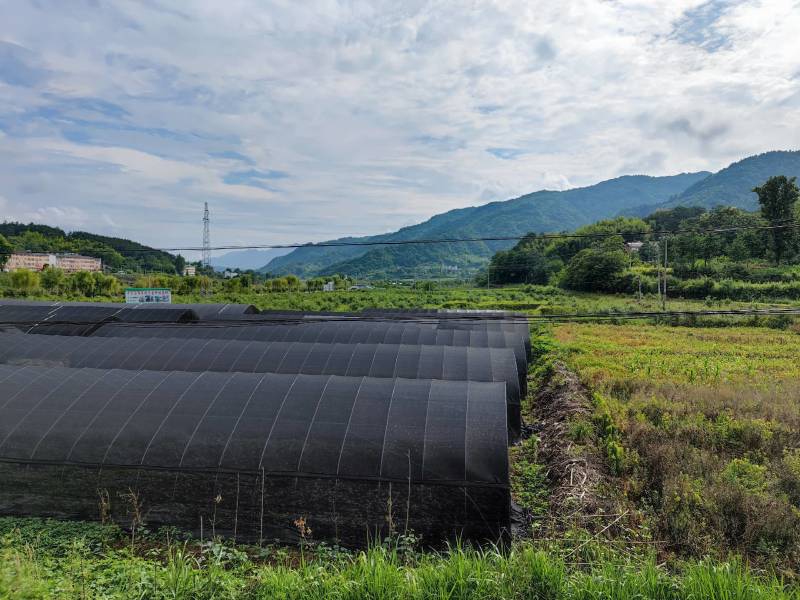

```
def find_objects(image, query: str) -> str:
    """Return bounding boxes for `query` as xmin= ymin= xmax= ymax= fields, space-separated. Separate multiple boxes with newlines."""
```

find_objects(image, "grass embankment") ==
xmin=551 ymin=323 xmax=800 ymax=575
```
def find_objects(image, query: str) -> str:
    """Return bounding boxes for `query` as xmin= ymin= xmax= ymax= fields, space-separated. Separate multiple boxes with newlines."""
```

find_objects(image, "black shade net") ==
xmin=89 ymin=320 xmax=528 ymax=378
xmin=0 ymin=333 xmax=522 ymax=435
xmin=0 ymin=304 xmax=198 ymax=336
xmin=0 ymin=364 xmax=509 ymax=545
xmin=0 ymin=299 xmax=257 ymax=318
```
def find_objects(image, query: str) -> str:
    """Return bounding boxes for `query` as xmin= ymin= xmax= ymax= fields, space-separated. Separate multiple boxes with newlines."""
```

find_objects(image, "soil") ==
xmin=527 ymin=361 xmax=614 ymax=532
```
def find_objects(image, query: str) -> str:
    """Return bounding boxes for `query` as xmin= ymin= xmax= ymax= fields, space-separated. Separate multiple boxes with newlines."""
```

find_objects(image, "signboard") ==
xmin=124 ymin=288 xmax=172 ymax=304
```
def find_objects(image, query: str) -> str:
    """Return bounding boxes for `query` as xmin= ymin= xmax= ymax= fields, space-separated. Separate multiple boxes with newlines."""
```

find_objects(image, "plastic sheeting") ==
xmin=0 ymin=333 xmax=522 ymax=435
xmin=0 ymin=364 xmax=510 ymax=545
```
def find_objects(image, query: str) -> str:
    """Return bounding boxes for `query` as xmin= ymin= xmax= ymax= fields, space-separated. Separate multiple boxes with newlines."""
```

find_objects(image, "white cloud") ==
xmin=0 ymin=0 xmax=797 ymax=250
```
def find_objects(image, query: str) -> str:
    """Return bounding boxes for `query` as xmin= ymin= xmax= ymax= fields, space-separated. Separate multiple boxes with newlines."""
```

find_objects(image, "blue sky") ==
xmin=0 ymin=0 xmax=798 ymax=258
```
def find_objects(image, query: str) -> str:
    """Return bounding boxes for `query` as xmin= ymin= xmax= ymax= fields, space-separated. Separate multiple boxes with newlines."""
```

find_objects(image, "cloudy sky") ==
xmin=1 ymin=0 xmax=798 ymax=257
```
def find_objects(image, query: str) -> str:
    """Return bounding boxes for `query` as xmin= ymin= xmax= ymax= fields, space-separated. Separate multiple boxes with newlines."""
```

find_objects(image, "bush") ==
xmin=561 ymin=246 xmax=628 ymax=293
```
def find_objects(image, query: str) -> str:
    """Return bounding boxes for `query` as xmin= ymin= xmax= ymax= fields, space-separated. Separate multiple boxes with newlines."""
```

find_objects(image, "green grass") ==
xmin=1 ymin=517 xmax=797 ymax=599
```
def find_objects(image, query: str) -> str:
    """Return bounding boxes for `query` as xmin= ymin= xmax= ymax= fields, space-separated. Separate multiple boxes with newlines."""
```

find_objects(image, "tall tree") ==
xmin=753 ymin=176 xmax=800 ymax=264
xmin=0 ymin=234 xmax=12 ymax=270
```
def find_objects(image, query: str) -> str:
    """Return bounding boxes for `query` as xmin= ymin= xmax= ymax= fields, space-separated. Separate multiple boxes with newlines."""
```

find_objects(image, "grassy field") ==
xmin=550 ymin=323 xmax=800 ymax=576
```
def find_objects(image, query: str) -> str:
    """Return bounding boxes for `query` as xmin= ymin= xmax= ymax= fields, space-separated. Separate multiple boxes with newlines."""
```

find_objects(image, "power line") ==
xmin=2 ymin=220 xmax=794 ymax=256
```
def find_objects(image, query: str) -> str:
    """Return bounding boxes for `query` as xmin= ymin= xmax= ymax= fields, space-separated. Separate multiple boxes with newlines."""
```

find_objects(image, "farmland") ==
xmin=548 ymin=323 xmax=800 ymax=573
xmin=1 ymin=285 xmax=800 ymax=597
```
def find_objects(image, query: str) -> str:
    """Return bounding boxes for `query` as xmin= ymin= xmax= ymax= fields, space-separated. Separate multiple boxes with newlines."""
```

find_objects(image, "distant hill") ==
xmin=210 ymin=248 xmax=291 ymax=272
xmin=663 ymin=150 xmax=800 ymax=210
xmin=263 ymin=172 xmax=709 ymax=278
xmin=0 ymin=222 xmax=180 ymax=273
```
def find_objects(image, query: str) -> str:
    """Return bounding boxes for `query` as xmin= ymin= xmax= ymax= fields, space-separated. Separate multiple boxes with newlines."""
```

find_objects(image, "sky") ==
xmin=0 ymin=0 xmax=799 ymax=259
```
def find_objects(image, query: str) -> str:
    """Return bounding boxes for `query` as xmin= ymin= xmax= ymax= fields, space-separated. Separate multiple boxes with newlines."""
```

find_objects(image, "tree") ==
xmin=0 ymin=234 xmax=12 ymax=270
xmin=483 ymin=234 xmax=559 ymax=285
xmin=174 ymin=254 xmax=186 ymax=275
xmin=561 ymin=242 xmax=628 ymax=293
xmin=10 ymin=269 xmax=40 ymax=294
xmin=40 ymin=267 xmax=65 ymax=294
xmin=70 ymin=271 xmax=96 ymax=297
xmin=753 ymin=176 xmax=800 ymax=264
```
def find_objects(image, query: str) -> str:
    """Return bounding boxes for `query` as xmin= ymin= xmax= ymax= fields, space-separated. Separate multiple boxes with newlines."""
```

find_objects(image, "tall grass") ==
xmin=1 ymin=524 xmax=797 ymax=599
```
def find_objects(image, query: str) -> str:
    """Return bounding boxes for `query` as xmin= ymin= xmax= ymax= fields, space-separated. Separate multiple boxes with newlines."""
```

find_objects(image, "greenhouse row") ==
xmin=0 ymin=301 xmax=531 ymax=546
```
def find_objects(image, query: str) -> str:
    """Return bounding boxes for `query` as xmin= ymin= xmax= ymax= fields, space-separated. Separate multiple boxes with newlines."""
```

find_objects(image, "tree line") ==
xmin=481 ymin=176 xmax=800 ymax=297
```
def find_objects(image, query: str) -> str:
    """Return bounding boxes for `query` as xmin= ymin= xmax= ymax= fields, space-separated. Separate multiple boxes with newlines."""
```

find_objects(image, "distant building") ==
xmin=223 ymin=270 xmax=238 ymax=279
xmin=624 ymin=241 xmax=644 ymax=253
xmin=3 ymin=252 xmax=102 ymax=273
xmin=349 ymin=284 xmax=374 ymax=290
xmin=322 ymin=281 xmax=335 ymax=292
xmin=183 ymin=265 xmax=196 ymax=277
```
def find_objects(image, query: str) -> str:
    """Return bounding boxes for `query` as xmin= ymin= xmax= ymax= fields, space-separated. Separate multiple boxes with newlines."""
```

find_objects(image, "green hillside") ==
xmin=264 ymin=172 xmax=709 ymax=278
xmin=664 ymin=150 xmax=800 ymax=210
xmin=0 ymin=222 xmax=181 ymax=273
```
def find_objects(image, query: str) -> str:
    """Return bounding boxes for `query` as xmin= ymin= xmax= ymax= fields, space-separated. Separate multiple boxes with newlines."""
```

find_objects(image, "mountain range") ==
xmin=263 ymin=150 xmax=800 ymax=279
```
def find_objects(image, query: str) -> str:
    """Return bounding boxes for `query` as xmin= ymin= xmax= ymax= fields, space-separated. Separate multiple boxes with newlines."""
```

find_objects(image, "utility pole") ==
xmin=486 ymin=265 xmax=490 ymax=290
xmin=662 ymin=235 xmax=668 ymax=311
xmin=202 ymin=202 xmax=211 ymax=268
xmin=201 ymin=202 xmax=211 ymax=296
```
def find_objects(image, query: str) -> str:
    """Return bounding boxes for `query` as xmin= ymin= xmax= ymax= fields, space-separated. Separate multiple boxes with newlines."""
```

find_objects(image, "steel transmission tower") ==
xmin=202 ymin=202 xmax=211 ymax=268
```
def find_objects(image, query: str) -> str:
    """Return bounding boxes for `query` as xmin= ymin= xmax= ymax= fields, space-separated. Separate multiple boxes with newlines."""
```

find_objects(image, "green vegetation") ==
xmin=2 ymin=516 xmax=798 ymax=599
xmin=485 ymin=175 xmax=800 ymax=302
xmin=551 ymin=323 xmax=800 ymax=574
xmin=0 ymin=222 xmax=183 ymax=273
xmin=0 ymin=268 xmax=122 ymax=298
xmin=0 ymin=233 xmax=12 ymax=270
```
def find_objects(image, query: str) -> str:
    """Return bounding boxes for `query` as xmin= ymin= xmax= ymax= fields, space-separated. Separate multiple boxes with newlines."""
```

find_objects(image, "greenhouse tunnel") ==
xmin=0 ymin=333 xmax=522 ymax=436
xmin=0 ymin=365 xmax=510 ymax=546
xmin=0 ymin=304 xmax=198 ymax=336
xmin=88 ymin=320 xmax=529 ymax=379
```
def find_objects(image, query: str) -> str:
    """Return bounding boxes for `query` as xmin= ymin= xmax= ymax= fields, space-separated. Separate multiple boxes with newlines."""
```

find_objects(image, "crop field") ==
xmin=553 ymin=323 xmax=800 ymax=385
xmin=549 ymin=323 xmax=800 ymax=575
xmin=173 ymin=285 xmax=800 ymax=316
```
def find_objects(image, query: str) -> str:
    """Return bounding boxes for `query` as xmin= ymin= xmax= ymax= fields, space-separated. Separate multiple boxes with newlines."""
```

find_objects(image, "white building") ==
xmin=3 ymin=252 xmax=102 ymax=273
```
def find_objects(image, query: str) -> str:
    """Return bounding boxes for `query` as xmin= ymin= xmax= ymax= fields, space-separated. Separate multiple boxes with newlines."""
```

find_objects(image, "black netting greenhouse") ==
xmin=354 ymin=309 xmax=531 ymax=357
xmin=0 ymin=300 xmax=257 ymax=318
xmin=0 ymin=365 xmax=510 ymax=546
xmin=89 ymin=321 xmax=529 ymax=378
xmin=0 ymin=333 xmax=522 ymax=434
xmin=0 ymin=304 xmax=198 ymax=336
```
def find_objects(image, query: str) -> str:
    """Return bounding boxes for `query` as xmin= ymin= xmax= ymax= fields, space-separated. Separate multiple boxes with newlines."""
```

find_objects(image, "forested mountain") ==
xmin=664 ymin=151 xmax=800 ymax=210
xmin=264 ymin=150 xmax=800 ymax=279
xmin=0 ymin=222 xmax=181 ymax=273
xmin=264 ymin=172 xmax=709 ymax=278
